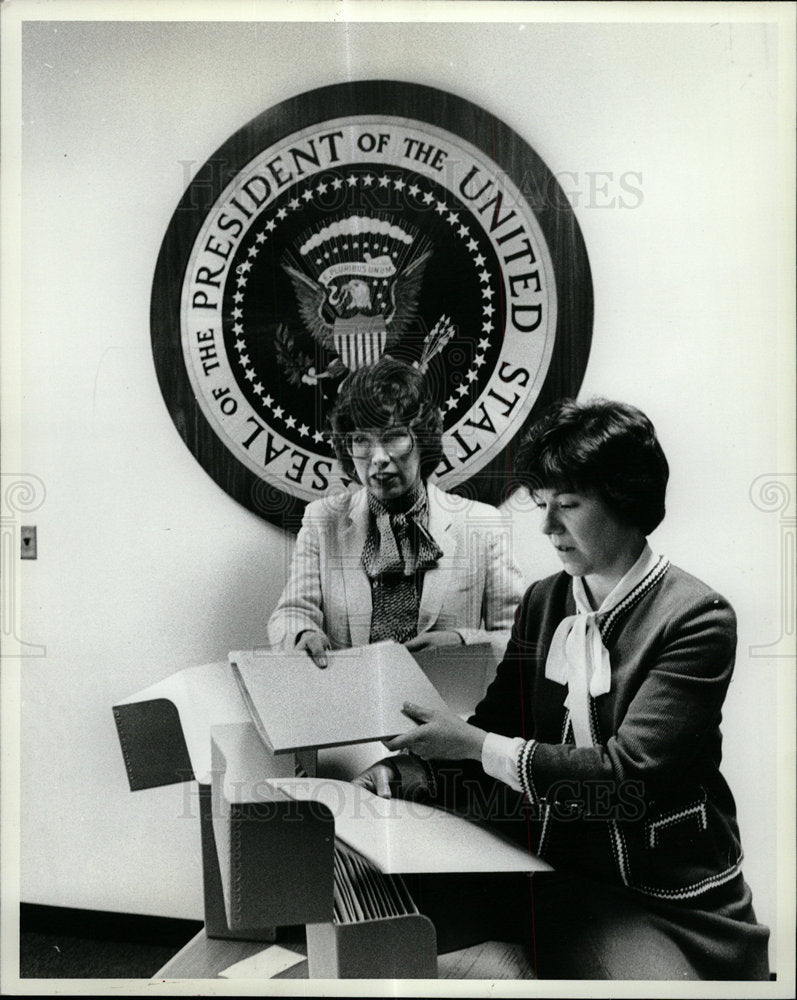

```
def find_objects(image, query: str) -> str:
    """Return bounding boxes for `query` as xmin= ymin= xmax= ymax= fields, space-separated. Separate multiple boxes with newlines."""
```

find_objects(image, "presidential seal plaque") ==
xmin=151 ymin=81 xmax=592 ymax=530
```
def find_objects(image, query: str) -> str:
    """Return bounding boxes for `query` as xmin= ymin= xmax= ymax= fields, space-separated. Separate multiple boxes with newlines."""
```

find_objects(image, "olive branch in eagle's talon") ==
xmin=273 ymin=323 xmax=346 ymax=386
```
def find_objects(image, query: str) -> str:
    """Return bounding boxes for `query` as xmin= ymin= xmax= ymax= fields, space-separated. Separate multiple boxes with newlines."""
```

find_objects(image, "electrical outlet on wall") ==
xmin=21 ymin=526 xmax=37 ymax=559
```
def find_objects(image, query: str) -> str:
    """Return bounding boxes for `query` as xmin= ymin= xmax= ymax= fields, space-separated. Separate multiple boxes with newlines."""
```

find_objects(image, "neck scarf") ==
xmin=361 ymin=482 xmax=442 ymax=578
xmin=544 ymin=545 xmax=668 ymax=747
xmin=361 ymin=482 xmax=443 ymax=644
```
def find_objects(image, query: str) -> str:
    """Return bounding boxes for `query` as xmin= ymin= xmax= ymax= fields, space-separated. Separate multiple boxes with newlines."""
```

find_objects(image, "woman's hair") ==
xmin=516 ymin=398 xmax=670 ymax=534
xmin=329 ymin=357 xmax=444 ymax=481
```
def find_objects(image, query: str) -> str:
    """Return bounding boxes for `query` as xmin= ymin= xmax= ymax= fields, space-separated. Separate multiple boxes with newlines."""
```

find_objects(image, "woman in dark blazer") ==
xmin=358 ymin=398 xmax=770 ymax=980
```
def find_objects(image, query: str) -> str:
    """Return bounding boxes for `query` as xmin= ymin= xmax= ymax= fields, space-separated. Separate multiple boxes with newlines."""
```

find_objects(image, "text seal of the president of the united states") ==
xmin=151 ymin=81 xmax=593 ymax=530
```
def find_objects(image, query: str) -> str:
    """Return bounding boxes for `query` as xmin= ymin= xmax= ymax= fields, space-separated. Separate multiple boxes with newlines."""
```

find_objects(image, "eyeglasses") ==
xmin=345 ymin=427 xmax=415 ymax=459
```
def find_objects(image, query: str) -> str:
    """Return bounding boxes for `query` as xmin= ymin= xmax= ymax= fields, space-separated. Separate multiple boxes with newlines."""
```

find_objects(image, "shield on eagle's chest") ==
xmin=333 ymin=320 xmax=388 ymax=370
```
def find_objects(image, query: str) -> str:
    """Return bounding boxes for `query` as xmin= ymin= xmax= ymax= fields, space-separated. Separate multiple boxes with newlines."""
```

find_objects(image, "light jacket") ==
xmin=267 ymin=482 xmax=525 ymax=663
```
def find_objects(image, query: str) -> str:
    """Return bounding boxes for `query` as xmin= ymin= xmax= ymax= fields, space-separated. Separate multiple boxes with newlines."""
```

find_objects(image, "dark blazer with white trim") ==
xmin=433 ymin=562 xmax=745 ymax=901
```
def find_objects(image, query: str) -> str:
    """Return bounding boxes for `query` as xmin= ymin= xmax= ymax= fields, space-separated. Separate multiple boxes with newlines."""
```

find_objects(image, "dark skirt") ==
xmin=410 ymin=869 xmax=770 ymax=980
xmin=526 ymin=870 xmax=770 ymax=980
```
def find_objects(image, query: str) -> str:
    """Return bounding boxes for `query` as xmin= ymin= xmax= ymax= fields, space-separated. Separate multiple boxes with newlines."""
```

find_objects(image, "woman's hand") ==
xmin=352 ymin=763 xmax=396 ymax=798
xmin=405 ymin=630 xmax=464 ymax=652
xmin=295 ymin=629 xmax=331 ymax=668
xmin=352 ymin=755 xmax=430 ymax=800
xmin=383 ymin=703 xmax=487 ymax=761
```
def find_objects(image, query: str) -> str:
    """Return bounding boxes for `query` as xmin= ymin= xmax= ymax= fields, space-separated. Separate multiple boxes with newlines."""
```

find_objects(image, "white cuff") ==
xmin=481 ymin=732 xmax=525 ymax=792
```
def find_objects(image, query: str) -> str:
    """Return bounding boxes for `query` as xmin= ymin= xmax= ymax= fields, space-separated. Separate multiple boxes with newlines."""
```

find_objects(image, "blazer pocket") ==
xmin=645 ymin=788 xmax=708 ymax=850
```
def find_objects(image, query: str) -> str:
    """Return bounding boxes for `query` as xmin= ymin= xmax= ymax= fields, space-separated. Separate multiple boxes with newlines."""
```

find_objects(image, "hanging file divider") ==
xmin=210 ymin=722 xmax=437 ymax=977
xmin=306 ymin=843 xmax=437 ymax=980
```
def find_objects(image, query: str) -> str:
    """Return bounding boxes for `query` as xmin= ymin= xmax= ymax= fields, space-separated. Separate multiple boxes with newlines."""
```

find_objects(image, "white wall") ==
xmin=10 ymin=12 xmax=792 ymax=961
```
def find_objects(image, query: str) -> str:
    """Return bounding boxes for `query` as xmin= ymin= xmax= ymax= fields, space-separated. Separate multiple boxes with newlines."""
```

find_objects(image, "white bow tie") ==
xmin=545 ymin=608 xmax=612 ymax=747
xmin=544 ymin=546 xmax=662 ymax=747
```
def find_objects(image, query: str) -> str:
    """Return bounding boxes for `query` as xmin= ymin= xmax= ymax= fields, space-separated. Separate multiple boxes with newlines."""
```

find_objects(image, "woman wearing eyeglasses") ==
xmin=267 ymin=356 xmax=524 ymax=667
